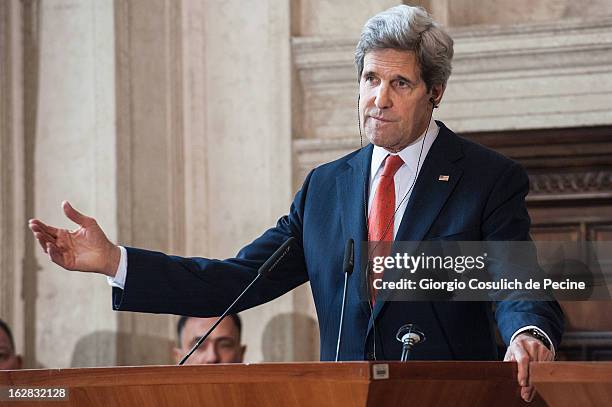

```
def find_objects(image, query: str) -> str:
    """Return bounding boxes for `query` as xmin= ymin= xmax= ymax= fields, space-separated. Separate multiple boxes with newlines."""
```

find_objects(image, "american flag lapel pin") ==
xmin=438 ymin=175 xmax=450 ymax=182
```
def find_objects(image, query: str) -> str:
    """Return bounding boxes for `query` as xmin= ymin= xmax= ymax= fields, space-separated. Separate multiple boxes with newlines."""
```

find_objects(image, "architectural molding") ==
xmin=114 ymin=0 xmax=304 ymax=365
xmin=0 ymin=0 xmax=15 ymax=325
xmin=528 ymin=171 xmax=612 ymax=201
xmin=0 ymin=0 xmax=27 ymax=363
xmin=450 ymin=17 xmax=612 ymax=73
xmin=115 ymin=0 xmax=187 ymax=255
xmin=114 ymin=0 xmax=133 ymax=249
xmin=293 ymin=137 xmax=358 ymax=184
xmin=293 ymin=136 xmax=612 ymax=202
xmin=179 ymin=0 xmax=209 ymax=256
xmin=114 ymin=0 xmax=186 ymax=366
xmin=293 ymin=18 xmax=612 ymax=81
xmin=462 ymin=125 xmax=612 ymax=170
xmin=292 ymin=17 xmax=612 ymax=141
xmin=21 ymin=0 xmax=40 ymax=368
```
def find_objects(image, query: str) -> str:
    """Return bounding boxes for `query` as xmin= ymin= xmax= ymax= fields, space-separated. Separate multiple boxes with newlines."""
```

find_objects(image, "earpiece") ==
xmin=429 ymin=97 xmax=438 ymax=109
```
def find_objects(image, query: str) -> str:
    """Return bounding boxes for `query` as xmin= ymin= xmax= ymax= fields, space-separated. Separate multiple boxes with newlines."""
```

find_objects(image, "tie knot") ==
xmin=381 ymin=154 xmax=404 ymax=177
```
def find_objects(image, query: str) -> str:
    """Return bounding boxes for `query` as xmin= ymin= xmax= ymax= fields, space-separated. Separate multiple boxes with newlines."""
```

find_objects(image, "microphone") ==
xmin=335 ymin=239 xmax=355 ymax=361
xmin=396 ymin=323 xmax=426 ymax=361
xmin=258 ymin=237 xmax=295 ymax=278
xmin=178 ymin=237 xmax=296 ymax=365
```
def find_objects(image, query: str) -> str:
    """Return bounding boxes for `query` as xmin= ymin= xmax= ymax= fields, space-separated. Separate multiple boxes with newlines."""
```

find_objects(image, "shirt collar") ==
xmin=370 ymin=119 xmax=440 ymax=183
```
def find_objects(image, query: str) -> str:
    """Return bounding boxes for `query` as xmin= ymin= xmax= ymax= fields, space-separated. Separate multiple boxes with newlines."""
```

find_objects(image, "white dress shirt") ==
xmin=367 ymin=118 xmax=439 ymax=238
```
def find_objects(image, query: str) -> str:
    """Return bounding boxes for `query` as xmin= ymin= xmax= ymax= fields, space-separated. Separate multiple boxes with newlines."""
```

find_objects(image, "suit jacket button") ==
xmin=366 ymin=352 xmax=375 ymax=360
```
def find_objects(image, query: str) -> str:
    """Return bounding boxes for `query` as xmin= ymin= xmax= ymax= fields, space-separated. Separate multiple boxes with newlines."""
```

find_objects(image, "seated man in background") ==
xmin=0 ymin=319 xmax=22 ymax=370
xmin=173 ymin=314 xmax=246 ymax=364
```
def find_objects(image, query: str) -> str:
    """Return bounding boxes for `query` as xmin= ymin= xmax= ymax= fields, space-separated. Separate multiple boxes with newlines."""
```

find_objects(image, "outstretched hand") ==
xmin=28 ymin=201 xmax=120 ymax=277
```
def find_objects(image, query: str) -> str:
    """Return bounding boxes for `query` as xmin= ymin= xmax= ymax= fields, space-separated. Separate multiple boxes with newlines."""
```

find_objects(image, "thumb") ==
xmin=62 ymin=201 xmax=93 ymax=227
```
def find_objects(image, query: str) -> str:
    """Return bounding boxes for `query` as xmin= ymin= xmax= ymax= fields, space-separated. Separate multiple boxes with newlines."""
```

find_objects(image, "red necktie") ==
xmin=368 ymin=154 xmax=404 ymax=302
xmin=369 ymin=154 xmax=404 ymax=242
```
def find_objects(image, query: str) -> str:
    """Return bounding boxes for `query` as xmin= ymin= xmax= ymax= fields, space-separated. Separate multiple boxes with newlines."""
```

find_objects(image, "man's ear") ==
xmin=15 ymin=355 xmax=22 ymax=370
xmin=238 ymin=345 xmax=247 ymax=363
xmin=172 ymin=347 xmax=183 ymax=364
xmin=430 ymin=83 xmax=446 ymax=107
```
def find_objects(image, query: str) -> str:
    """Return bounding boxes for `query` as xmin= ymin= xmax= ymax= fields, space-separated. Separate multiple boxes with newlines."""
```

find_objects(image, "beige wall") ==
xmin=35 ymin=0 xmax=118 ymax=368
xmin=113 ymin=0 xmax=300 ymax=365
xmin=294 ymin=0 xmax=400 ymax=36
xmin=1 ymin=0 xmax=302 ymax=368
xmin=1 ymin=0 xmax=612 ymax=368
xmin=0 ymin=0 xmax=25 ymax=365
xmin=446 ymin=0 xmax=612 ymax=26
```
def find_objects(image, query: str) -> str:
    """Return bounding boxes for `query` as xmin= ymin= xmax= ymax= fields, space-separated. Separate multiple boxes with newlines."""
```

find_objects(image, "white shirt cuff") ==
xmin=510 ymin=325 xmax=556 ymax=357
xmin=106 ymin=246 xmax=128 ymax=289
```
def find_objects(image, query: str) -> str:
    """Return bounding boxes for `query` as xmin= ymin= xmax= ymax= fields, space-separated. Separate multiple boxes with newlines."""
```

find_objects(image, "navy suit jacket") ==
xmin=113 ymin=121 xmax=564 ymax=361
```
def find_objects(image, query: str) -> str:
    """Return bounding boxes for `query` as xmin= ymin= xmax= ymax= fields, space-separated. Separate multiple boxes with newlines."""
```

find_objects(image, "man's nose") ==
xmin=375 ymin=83 xmax=392 ymax=109
xmin=201 ymin=344 xmax=220 ymax=364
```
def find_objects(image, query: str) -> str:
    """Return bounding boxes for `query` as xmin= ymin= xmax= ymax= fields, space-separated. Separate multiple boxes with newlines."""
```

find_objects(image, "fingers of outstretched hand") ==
xmin=62 ymin=201 xmax=94 ymax=227
xmin=30 ymin=223 xmax=57 ymax=243
xmin=28 ymin=219 xmax=59 ymax=238
xmin=29 ymin=222 xmax=55 ymax=254
xmin=33 ymin=231 xmax=52 ymax=253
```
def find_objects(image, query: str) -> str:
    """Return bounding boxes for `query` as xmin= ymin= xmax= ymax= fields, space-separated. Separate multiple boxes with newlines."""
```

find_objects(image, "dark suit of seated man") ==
xmin=29 ymin=5 xmax=563 ymax=403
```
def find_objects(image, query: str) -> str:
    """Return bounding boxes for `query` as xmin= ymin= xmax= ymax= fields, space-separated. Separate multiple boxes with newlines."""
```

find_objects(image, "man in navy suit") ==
xmin=30 ymin=5 xmax=562 ymax=402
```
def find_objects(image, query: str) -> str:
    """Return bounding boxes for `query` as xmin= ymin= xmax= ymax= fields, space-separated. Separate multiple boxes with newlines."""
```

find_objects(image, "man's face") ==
xmin=0 ymin=329 xmax=21 ymax=370
xmin=359 ymin=48 xmax=443 ymax=153
xmin=173 ymin=317 xmax=246 ymax=364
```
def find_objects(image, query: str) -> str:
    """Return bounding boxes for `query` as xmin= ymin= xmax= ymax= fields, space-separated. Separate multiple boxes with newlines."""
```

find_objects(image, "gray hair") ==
xmin=354 ymin=5 xmax=454 ymax=90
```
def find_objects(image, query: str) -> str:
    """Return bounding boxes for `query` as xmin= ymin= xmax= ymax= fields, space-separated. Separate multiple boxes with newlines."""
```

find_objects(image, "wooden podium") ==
xmin=530 ymin=362 xmax=612 ymax=407
xmin=0 ymin=361 xmax=537 ymax=406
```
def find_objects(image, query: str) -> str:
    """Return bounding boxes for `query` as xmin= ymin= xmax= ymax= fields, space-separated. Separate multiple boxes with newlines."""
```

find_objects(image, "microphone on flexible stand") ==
xmin=396 ymin=324 xmax=426 ymax=362
xmin=178 ymin=237 xmax=296 ymax=365
xmin=335 ymin=239 xmax=355 ymax=362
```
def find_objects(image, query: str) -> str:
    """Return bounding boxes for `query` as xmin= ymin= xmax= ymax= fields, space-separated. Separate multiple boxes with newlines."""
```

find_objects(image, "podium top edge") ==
xmin=0 ymin=361 xmax=526 ymax=387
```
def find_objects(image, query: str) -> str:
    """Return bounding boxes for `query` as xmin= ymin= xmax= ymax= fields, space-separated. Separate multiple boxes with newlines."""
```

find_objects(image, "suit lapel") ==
xmin=395 ymin=125 xmax=464 ymax=242
xmin=336 ymin=144 xmax=373 ymax=317
xmin=368 ymin=124 xmax=465 ymax=329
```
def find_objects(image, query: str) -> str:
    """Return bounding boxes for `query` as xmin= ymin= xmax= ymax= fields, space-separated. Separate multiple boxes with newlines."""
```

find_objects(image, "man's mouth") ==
xmin=369 ymin=115 xmax=394 ymax=123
